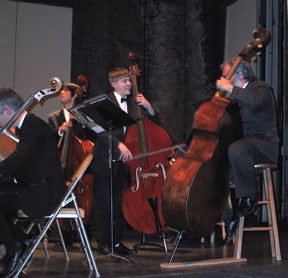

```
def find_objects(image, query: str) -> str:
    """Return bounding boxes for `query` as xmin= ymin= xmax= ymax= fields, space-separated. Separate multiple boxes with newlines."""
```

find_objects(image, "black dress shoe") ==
xmin=0 ymin=253 xmax=9 ymax=267
xmin=23 ymin=234 xmax=35 ymax=250
xmin=1 ymin=242 xmax=24 ymax=278
xmin=236 ymin=196 xmax=258 ymax=217
xmin=0 ymin=236 xmax=35 ymax=278
xmin=21 ymin=235 xmax=36 ymax=269
xmin=113 ymin=242 xmax=137 ymax=255
xmin=0 ymin=254 xmax=9 ymax=275
xmin=223 ymin=217 xmax=239 ymax=246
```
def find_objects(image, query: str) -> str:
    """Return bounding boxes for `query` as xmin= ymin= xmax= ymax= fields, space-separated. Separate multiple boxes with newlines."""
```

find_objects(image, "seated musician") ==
xmin=48 ymin=79 xmax=97 ymax=246
xmin=216 ymin=58 xmax=279 ymax=245
xmin=48 ymin=80 xmax=96 ymax=145
xmin=0 ymin=88 xmax=66 ymax=277
xmin=90 ymin=67 xmax=159 ymax=255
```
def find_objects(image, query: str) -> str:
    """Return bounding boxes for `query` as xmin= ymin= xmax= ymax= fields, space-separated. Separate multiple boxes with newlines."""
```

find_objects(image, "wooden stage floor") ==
xmin=18 ymin=221 xmax=288 ymax=278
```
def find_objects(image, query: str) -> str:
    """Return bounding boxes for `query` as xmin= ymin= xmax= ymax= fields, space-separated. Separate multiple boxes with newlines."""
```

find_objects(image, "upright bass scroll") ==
xmin=0 ymin=77 xmax=63 ymax=162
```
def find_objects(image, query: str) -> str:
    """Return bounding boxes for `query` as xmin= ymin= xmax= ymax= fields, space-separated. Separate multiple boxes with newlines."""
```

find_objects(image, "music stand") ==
xmin=69 ymin=94 xmax=136 ymax=262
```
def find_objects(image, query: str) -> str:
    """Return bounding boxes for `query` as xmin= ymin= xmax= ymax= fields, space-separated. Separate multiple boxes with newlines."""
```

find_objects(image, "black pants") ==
xmin=228 ymin=137 xmax=278 ymax=199
xmin=93 ymin=162 xmax=130 ymax=246
xmin=0 ymin=183 xmax=26 ymax=255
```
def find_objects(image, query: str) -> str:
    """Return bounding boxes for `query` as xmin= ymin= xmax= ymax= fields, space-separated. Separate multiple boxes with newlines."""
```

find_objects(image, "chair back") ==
xmin=61 ymin=153 xmax=94 ymax=207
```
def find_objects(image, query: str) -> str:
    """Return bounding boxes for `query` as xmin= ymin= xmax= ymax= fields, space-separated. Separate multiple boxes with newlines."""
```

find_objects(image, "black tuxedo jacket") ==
xmin=91 ymin=92 xmax=159 ymax=175
xmin=48 ymin=109 xmax=96 ymax=144
xmin=0 ymin=113 xmax=66 ymax=217
xmin=48 ymin=109 xmax=66 ymax=134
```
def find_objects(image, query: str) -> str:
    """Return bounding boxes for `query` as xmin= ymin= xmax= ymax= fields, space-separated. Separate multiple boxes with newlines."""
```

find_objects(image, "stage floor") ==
xmin=18 ymin=221 xmax=288 ymax=278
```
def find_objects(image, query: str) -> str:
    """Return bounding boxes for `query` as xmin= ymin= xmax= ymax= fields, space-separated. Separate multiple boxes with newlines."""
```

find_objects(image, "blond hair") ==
xmin=108 ymin=68 xmax=130 ymax=83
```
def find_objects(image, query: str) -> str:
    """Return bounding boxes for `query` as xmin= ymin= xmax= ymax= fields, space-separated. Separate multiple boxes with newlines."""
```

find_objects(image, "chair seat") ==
xmin=17 ymin=208 xmax=85 ymax=219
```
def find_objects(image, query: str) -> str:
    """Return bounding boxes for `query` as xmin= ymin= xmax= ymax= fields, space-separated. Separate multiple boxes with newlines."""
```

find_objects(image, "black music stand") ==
xmin=69 ymin=94 xmax=136 ymax=263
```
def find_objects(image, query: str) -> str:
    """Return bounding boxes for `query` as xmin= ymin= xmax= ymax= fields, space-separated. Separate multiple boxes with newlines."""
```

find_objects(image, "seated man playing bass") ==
xmin=216 ymin=58 xmax=279 ymax=245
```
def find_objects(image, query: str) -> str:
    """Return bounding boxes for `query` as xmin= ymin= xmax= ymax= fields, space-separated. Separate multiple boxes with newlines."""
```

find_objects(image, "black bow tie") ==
xmin=121 ymin=98 xmax=127 ymax=103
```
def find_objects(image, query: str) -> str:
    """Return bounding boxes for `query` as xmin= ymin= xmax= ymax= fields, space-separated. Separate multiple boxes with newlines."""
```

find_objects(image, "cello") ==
xmin=162 ymin=28 xmax=270 ymax=237
xmin=122 ymin=53 xmax=173 ymax=242
xmin=58 ymin=75 xmax=94 ymax=229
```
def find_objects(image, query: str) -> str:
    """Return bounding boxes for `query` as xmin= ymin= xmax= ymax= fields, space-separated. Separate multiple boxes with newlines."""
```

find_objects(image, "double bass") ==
xmin=122 ymin=53 xmax=173 ymax=240
xmin=162 ymin=28 xmax=270 ymax=237
xmin=59 ymin=75 xmax=94 ymax=229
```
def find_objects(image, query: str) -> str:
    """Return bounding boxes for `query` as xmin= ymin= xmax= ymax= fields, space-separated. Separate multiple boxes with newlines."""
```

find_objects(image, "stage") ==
xmin=19 ymin=220 xmax=288 ymax=278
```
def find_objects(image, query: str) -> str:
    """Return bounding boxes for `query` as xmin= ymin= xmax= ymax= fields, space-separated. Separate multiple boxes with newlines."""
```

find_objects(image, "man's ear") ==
xmin=4 ymin=105 xmax=13 ymax=115
xmin=110 ymin=81 xmax=115 ymax=90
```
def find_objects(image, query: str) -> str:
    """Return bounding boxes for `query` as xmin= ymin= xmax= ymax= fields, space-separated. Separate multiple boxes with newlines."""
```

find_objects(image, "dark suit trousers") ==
xmin=93 ymin=162 xmax=129 ymax=246
xmin=0 ymin=183 xmax=26 ymax=255
xmin=228 ymin=137 xmax=278 ymax=199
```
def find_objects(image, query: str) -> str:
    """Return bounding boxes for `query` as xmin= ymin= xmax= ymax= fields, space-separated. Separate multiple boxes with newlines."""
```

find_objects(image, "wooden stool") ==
xmin=234 ymin=164 xmax=281 ymax=261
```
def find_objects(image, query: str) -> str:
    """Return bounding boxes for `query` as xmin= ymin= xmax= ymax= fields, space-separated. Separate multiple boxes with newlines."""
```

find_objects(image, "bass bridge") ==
xmin=131 ymin=163 xmax=167 ymax=192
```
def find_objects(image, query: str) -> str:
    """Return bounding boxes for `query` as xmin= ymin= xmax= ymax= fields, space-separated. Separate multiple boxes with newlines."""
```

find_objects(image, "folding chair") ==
xmin=16 ymin=206 xmax=86 ymax=261
xmin=14 ymin=153 xmax=100 ymax=278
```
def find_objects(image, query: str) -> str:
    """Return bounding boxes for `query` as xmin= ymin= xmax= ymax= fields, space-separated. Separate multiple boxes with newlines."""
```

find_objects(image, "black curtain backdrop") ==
xmin=71 ymin=0 xmax=235 ymax=143
xmin=18 ymin=0 xmax=236 ymax=143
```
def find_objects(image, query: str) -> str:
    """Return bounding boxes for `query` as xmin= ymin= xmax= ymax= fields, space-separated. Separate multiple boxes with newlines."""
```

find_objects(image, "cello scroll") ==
xmin=0 ymin=77 xmax=64 ymax=162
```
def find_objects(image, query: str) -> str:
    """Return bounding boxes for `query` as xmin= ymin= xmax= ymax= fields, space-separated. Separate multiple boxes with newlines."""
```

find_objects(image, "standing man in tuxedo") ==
xmin=0 ymin=88 xmax=66 ymax=277
xmin=91 ymin=67 xmax=158 ymax=255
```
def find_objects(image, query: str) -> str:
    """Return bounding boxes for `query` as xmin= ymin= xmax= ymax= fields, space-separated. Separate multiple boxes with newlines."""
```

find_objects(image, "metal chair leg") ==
xmin=55 ymin=219 xmax=70 ymax=261
xmin=37 ymin=223 xmax=49 ymax=257
xmin=73 ymin=194 xmax=100 ymax=277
